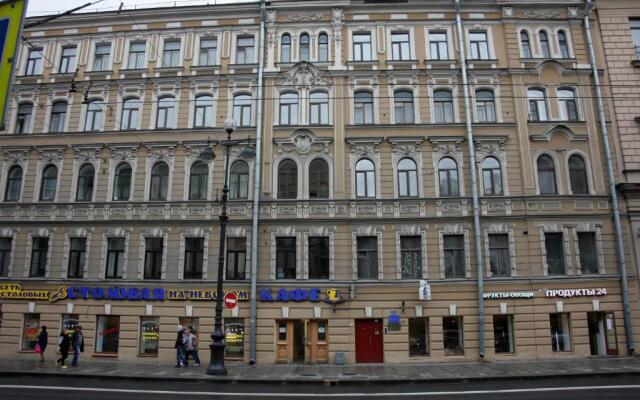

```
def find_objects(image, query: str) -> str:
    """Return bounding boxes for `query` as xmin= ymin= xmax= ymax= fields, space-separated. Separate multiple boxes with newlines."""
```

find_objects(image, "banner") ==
xmin=0 ymin=0 xmax=27 ymax=128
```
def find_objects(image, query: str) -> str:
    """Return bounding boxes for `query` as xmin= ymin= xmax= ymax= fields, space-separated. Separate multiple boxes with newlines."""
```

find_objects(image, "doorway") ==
xmin=588 ymin=312 xmax=618 ymax=355
xmin=276 ymin=319 xmax=327 ymax=363
xmin=308 ymin=319 xmax=328 ymax=363
xmin=355 ymin=319 xmax=383 ymax=363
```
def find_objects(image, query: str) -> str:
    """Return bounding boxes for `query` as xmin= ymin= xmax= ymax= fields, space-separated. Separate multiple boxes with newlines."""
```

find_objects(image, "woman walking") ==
xmin=56 ymin=331 xmax=70 ymax=368
xmin=36 ymin=326 xmax=48 ymax=363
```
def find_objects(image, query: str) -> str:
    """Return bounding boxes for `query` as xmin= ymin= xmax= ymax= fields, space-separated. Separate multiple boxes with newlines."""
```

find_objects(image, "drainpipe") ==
xmin=249 ymin=0 xmax=267 ymax=364
xmin=454 ymin=0 xmax=485 ymax=358
xmin=584 ymin=0 xmax=635 ymax=355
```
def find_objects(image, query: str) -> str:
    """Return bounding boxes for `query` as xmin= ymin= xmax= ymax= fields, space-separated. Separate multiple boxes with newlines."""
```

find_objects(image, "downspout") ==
xmin=584 ymin=0 xmax=635 ymax=355
xmin=249 ymin=0 xmax=267 ymax=364
xmin=454 ymin=0 xmax=485 ymax=358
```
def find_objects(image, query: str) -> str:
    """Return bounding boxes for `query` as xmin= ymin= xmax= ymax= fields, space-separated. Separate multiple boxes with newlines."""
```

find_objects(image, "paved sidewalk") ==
xmin=1 ymin=356 xmax=639 ymax=384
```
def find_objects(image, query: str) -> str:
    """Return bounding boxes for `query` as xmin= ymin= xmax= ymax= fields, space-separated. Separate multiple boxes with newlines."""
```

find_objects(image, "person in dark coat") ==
xmin=174 ymin=325 xmax=186 ymax=368
xmin=71 ymin=326 xmax=84 ymax=367
xmin=56 ymin=331 xmax=71 ymax=368
xmin=37 ymin=326 xmax=48 ymax=363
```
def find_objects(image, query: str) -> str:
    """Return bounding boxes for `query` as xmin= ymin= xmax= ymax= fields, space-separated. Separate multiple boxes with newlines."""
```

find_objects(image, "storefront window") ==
xmin=96 ymin=315 xmax=120 ymax=353
xmin=62 ymin=314 xmax=79 ymax=336
xmin=409 ymin=318 xmax=429 ymax=357
xmin=443 ymin=316 xmax=463 ymax=356
xmin=22 ymin=313 xmax=40 ymax=350
xmin=224 ymin=318 xmax=244 ymax=358
xmin=139 ymin=317 xmax=159 ymax=356
xmin=493 ymin=314 xmax=514 ymax=353
xmin=550 ymin=313 xmax=571 ymax=352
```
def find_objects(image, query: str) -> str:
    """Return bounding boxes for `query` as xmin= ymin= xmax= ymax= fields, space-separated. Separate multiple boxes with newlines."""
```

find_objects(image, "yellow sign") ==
xmin=0 ymin=282 xmax=52 ymax=300
xmin=0 ymin=0 xmax=28 ymax=128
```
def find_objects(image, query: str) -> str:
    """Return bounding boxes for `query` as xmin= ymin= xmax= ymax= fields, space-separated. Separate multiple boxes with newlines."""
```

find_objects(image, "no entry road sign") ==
xmin=223 ymin=291 xmax=238 ymax=309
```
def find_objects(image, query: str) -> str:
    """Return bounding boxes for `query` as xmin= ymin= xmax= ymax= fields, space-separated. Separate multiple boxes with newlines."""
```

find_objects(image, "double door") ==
xmin=275 ymin=319 xmax=328 ymax=363
xmin=588 ymin=312 xmax=618 ymax=356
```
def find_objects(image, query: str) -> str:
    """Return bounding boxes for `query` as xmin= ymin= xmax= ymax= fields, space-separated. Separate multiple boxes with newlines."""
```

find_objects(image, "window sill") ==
xmin=190 ymin=65 xmax=220 ymax=70
xmin=467 ymin=58 xmax=498 ymax=63
xmin=229 ymin=63 xmax=258 ymax=69
xmin=49 ymin=73 xmax=75 ymax=79
xmin=93 ymin=353 xmax=118 ymax=357
xmin=86 ymin=70 xmax=112 ymax=75
xmin=385 ymin=60 xmax=418 ymax=65
xmin=424 ymin=59 xmax=456 ymax=65
xmin=347 ymin=60 xmax=377 ymax=66
xmin=16 ymin=74 xmax=43 ymax=79
xmin=154 ymin=67 xmax=183 ymax=73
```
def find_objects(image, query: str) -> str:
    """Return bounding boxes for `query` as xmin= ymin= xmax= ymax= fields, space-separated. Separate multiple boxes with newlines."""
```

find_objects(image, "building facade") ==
xmin=0 ymin=0 xmax=638 ymax=365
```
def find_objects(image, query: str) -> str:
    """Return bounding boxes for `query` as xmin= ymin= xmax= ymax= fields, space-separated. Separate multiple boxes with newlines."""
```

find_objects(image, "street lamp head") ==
xmin=224 ymin=119 xmax=237 ymax=135
xmin=199 ymin=144 xmax=215 ymax=163
xmin=239 ymin=145 xmax=256 ymax=160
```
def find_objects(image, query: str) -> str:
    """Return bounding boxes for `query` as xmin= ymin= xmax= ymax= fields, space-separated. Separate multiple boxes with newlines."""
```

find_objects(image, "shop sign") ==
xmin=387 ymin=312 xmax=401 ymax=332
xmin=165 ymin=289 xmax=249 ymax=302
xmin=0 ymin=283 xmax=55 ymax=301
xmin=545 ymin=288 xmax=607 ymax=298
xmin=259 ymin=288 xmax=347 ymax=305
xmin=483 ymin=291 xmax=535 ymax=299
xmin=419 ymin=280 xmax=431 ymax=301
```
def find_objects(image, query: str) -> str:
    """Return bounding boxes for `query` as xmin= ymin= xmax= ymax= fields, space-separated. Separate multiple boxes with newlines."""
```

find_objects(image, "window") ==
xmin=226 ymin=237 xmax=246 ymax=280
xmin=569 ymin=154 xmax=589 ymax=194
xmin=144 ymin=237 xmax=163 ymax=279
xmin=236 ymin=36 xmax=254 ymax=64
xmin=30 ymin=237 xmax=48 ymax=277
xmin=62 ymin=314 xmax=79 ymax=336
xmin=309 ymin=91 xmax=329 ymax=125
xmin=121 ymin=98 xmax=140 ymax=130
xmin=443 ymin=316 xmax=463 ymax=355
xmin=184 ymin=237 xmax=204 ymax=279
xmin=276 ymin=237 xmax=296 ymax=279
xmin=161 ymin=40 xmax=181 ymax=67
xmin=308 ymin=236 xmax=329 ymax=279
xmin=25 ymin=48 xmax=42 ymax=75
xmin=49 ymin=101 xmax=67 ymax=132
xmin=520 ymin=31 xmax=532 ymax=58
xmin=156 ymin=96 xmax=174 ymax=129
xmin=353 ymin=32 xmax=372 ymax=61
xmin=558 ymin=30 xmax=570 ymax=58
xmin=93 ymin=43 xmax=111 ymax=71
xmin=394 ymin=90 xmax=414 ymax=124
xmin=545 ymin=232 xmax=565 ymax=275
xmin=433 ymin=90 xmax=454 ymax=123
xmin=76 ymin=163 xmax=95 ymax=201
xmin=429 ymin=31 xmax=448 ymax=60
xmin=22 ymin=314 xmax=40 ymax=350
xmin=537 ymin=155 xmax=557 ymax=194
xmin=139 ymin=317 xmax=159 ymax=356
xmin=0 ymin=237 xmax=12 ymax=277
xmin=127 ymin=41 xmax=146 ymax=69
xmin=318 ymin=33 xmax=329 ymax=62
xmin=357 ymin=236 xmax=378 ymax=279
xmin=528 ymin=89 xmax=547 ymax=121
xmin=409 ymin=318 xmax=429 ymax=357
xmin=113 ymin=163 xmax=132 ymax=201
xmin=539 ymin=30 xmax=550 ymax=58
xmin=475 ymin=90 xmax=496 ymax=123
xmin=481 ymin=157 xmax=502 ymax=196
xmin=105 ymin=238 xmax=125 ymax=279
xmin=401 ymin=236 xmax=422 ymax=279
xmin=224 ymin=319 xmax=244 ymax=358
xmin=550 ymin=313 xmax=571 ymax=352
xmin=489 ymin=234 xmax=510 ymax=277
xmin=443 ymin=234 xmax=465 ymax=278
xmin=277 ymin=159 xmax=298 ymax=199
xmin=233 ymin=94 xmax=252 ymax=127
xmin=632 ymin=20 xmax=640 ymax=59
xmin=493 ymin=315 xmax=514 ymax=353
xmin=229 ymin=160 xmax=249 ymax=200
xmin=558 ymin=89 xmax=578 ymax=121
xmin=279 ymin=92 xmax=298 ymax=125
xmin=391 ymin=32 xmax=410 ymax=60
xmin=353 ymin=91 xmax=373 ymax=124
xmin=198 ymin=37 xmax=217 ymax=66
xmin=59 ymin=46 xmax=76 ymax=73
xmin=40 ymin=165 xmax=58 ymax=201
xmin=578 ymin=232 xmax=598 ymax=274
xmin=68 ymin=237 xmax=86 ymax=279
xmin=299 ymin=33 xmax=310 ymax=61
xmin=398 ymin=158 xmax=418 ymax=197
xmin=95 ymin=315 xmax=120 ymax=353
xmin=15 ymin=103 xmax=32 ymax=133
xmin=149 ymin=162 xmax=169 ymax=201
xmin=355 ymin=159 xmax=376 ymax=198
xmin=189 ymin=162 xmax=208 ymax=201
xmin=194 ymin=95 xmax=214 ymax=128
xmin=469 ymin=31 xmax=489 ymax=60
xmin=84 ymin=100 xmax=104 ymax=131
xmin=5 ymin=166 xmax=22 ymax=201
xmin=280 ymin=34 xmax=291 ymax=62
xmin=438 ymin=157 xmax=459 ymax=197
xmin=309 ymin=158 xmax=329 ymax=199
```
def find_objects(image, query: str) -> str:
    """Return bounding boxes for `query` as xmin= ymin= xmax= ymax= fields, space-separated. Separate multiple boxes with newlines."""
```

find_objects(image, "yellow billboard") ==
xmin=0 ymin=0 xmax=27 ymax=129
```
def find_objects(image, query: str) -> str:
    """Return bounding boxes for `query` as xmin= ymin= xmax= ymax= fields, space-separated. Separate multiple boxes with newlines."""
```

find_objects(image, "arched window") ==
xmin=280 ymin=34 xmax=291 ymax=63
xmin=229 ymin=160 xmax=249 ymax=200
xmin=5 ymin=165 xmax=23 ymax=201
xmin=279 ymin=92 xmax=298 ymax=125
xmin=354 ymin=91 xmax=373 ymax=124
xmin=233 ymin=94 xmax=252 ymax=127
xmin=433 ymin=89 xmax=454 ymax=123
xmin=539 ymin=30 xmax=550 ymax=58
xmin=318 ymin=32 xmax=329 ymax=62
xmin=475 ymin=90 xmax=496 ymax=123
xmin=84 ymin=100 xmax=104 ymax=131
xmin=558 ymin=88 xmax=578 ymax=121
xmin=569 ymin=154 xmax=589 ymax=195
xmin=520 ymin=31 xmax=532 ymax=58
xmin=481 ymin=157 xmax=502 ymax=195
xmin=113 ymin=163 xmax=132 ymax=201
xmin=40 ymin=164 xmax=58 ymax=201
xmin=278 ymin=159 xmax=298 ymax=199
xmin=397 ymin=158 xmax=418 ymax=197
xmin=156 ymin=96 xmax=175 ymax=129
xmin=76 ymin=163 xmax=95 ymax=201
xmin=558 ymin=30 xmax=569 ymax=58
xmin=149 ymin=162 xmax=169 ymax=201
xmin=194 ymin=95 xmax=214 ymax=128
xmin=189 ymin=161 xmax=208 ymax=200
xmin=309 ymin=91 xmax=329 ymax=125
xmin=537 ymin=155 xmax=557 ymax=194
xmin=15 ymin=103 xmax=33 ymax=133
xmin=394 ymin=90 xmax=414 ymax=124
xmin=438 ymin=158 xmax=459 ymax=197
xmin=299 ymin=33 xmax=310 ymax=61
xmin=49 ymin=101 xmax=67 ymax=133
xmin=528 ymin=88 xmax=547 ymax=121
xmin=309 ymin=158 xmax=329 ymax=199
xmin=121 ymin=98 xmax=140 ymax=130
xmin=355 ymin=159 xmax=376 ymax=198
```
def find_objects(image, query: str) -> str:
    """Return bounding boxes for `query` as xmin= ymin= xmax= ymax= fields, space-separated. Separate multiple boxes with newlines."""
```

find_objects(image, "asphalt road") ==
xmin=0 ymin=375 xmax=638 ymax=399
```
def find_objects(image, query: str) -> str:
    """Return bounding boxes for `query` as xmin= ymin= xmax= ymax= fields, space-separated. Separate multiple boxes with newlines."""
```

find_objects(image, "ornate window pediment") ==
xmin=276 ymin=61 xmax=332 ymax=89
xmin=275 ymin=129 xmax=332 ymax=160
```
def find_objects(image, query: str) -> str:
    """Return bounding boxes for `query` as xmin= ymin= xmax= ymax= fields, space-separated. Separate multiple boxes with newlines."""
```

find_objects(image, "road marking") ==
xmin=0 ymin=384 xmax=639 ymax=397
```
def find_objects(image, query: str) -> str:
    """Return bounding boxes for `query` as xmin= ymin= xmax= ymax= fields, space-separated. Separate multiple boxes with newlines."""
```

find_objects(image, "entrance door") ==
xmin=275 ymin=320 xmax=306 ymax=363
xmin=588 ymin=312 xmax=618 ymax=356
xmin=355 ymin=319 xmax=383 ymax=363
xmin=293 ymin=320 xmax=305 ymax=362
xmin=308 ymin=319 xmax=329 ymax=363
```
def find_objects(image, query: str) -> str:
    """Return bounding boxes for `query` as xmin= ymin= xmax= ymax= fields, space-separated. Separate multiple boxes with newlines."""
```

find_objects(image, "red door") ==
xmin=355 ymin=319 xmax=383 ymax=363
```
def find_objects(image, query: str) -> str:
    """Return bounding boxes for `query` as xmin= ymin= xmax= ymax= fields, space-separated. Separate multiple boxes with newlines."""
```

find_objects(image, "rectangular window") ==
xmin=236 ymin=36 xmax=255 ymax=64
xmin=308 ymin=236 xmax=330 ymax=279
xmin=443 ymin=234 xmax=465 ymax=278
xmin=278 ymin=321 xmax=287 ymax=341
xmin=550 ymin=313 xmax=571 ymax=352
xmin=409 ymin=318 xmax=429 ymax=357
xmin=357 ymin=236 xmax=378 ymax=279
xmin=443 ymin=316 xmax=463 ymax=355
xmin=224 ymin=318 xmax=244 ymax=359
xmin=62 ymin=314 xmax=79 ymax=336
xmin=25 ymin=48 xmax=43 ymax=75
xmin=429 ymin=31 xmax=448 ymax=60
xmin=105 ymin=238 xmax=125 ymax=279
xmin=631 ymin=19 xmax=640 ymax=59
xmin=162 ymin=40 xmax=181 ymax=67
xmin=59 ymin=46 xmax=77 ymax=74
xmin=401 ymin=236 xmax=422 ymax=279
xmin=391 ymin=32 xmax=411 ymax=60
xmin=184 ymin=237 xmax=204 ymax=279
xmin=489 ymin=234 xmax=510 ymax=277
xmin=226 ymin=237 xmax=246 ymax=280
xmin=493 ymin=314 xmax=514 ymax=353
xmin=469 ymin=31 xmax=489 ymax=60
xmin=578 ymin=232 xmax=599 ymax=274
xmin=199 ymin=37 xmax=218 ymax=66
xmin=144 ymin=237 xmax=163 ymax=279
xmin=22 ymin=313 xmax=40 ymax=350
xmin=0 ymin=237 xmax=11 ymax=277
xmin=139 ymin=316 xmax=159 ymax=356
xmin=30 ymin=237 xmax=48 ymax=277
xmin=93 ymin=43 xmax=111 ymax=71
xmin=545 ymin=232 xmax=565 ymax=275
xmin=276 ymin=237 xmax=296 ymax=279
xmin=353 ymin=32 xmax=372 ymax=61
xmin=68 ymin=237 xmax=86 ymax=279
xmin=127 ymin=42 xmax=146 ymax=69
xmin=95 ymin=315 xmax=120 ymax=354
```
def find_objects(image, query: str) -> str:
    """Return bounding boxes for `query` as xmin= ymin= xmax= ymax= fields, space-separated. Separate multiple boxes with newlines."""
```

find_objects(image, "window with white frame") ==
xmin=93 ymin=43 xmax=111 ymax=71
xmin=355 ymin=159 xmax=376 ymax=198
xmin=429 ymin=31 xmax=449 ymax=60
xmin=67 ymin=237 xmax=86 ymax=279
xmin=113 ymin=163 xmax=132 ymax=201
xmin=188 ymin=161 xmax=208 ymax=200
xmin=577 ymin=232 xmax=598 ymax=274
xmin=397 ymin=158 xmax=418 ymax=197
xmin=391 ymin=31 xmax=411 ymax=61
xmin=161 ymin=40 xmax=181 ymax=67
xmin=194 ymin=95 xmax=214 ymax=128
xmin=568 ymin=154 xmax=589 ymax=195
xmin=475 ymin=89 xmax=496 ymax=123
xmin=545 ymin=232 xmax=565 ymax=275
xmin=539 ymin=30 xmax=551 ymax=58
xmin=308 ymin=236 xmax=330 ymax=279
xmin=357 ymin=236 xmax=378 ymax=279
xmin=400 ymin=235 xmax=422 ymax=279
xmin=226 ymin=237 xmax=246 ymax=280
xmin=488 ymin=233 xmax=510 ymax=277
xmin=235 ymin=36 xmax=255 ymax=64
xmin=277 ymin=159 xmax=298 ymax=199
xmin=438 ymin=157 xmax=459 ymax=197
xmin=558 ymin=30 xmax=570 ymax=58
xmin=76 ymin=163 xmax=95 ymax=201
xmin=30 ymin=237 xmax=49 ymax=277
xmin=84 ymin=100 xmax=104 ymax=131
xmin=149 ymin=162 xmax=169 ymax=201
xmin=443 ymin=234 xmax=465 ymax=278
xmin=25 ymin=48 xmax=43 ymax=75
xmin=39 ymin=165 xmax=58 ymax=201
xmin=143 ymin=237 xmax=163 ymax=279
xmin=15 ymin=103 xmax=32 ymax=133
xmin=49 ymin=101 xmax=67 ymax=133
xmin=299 ymin=33 xmax=310 ymax=62
xmin=318 ymin=32 xmax=329 ymax=62
xmin=59 ymin=46 xmax=76 ymax=74
xmin=156 ymin=96 xmax=175 ymax=129
xmin=394 ymin=90 xmax=414 ymax=124
xmin=184 ymin=237 xmax=204 ymax=279
xmin=276 ymin=237 xmax=296 ymax=279
xmin=229 ymin=160 xmax=249 ymax=200
xmin=354 ymin=91 xmax=373 ymax=124
xmin=105 ymin=237 xmax=125 ymax=278
xmin=558 ymin=88 xmax=578 ymax=121
xmin=309 ymin=91 xmax=329 ymax=125
xmin=520 ymin=31 xmax=532 ymax=58
xmin=433 ymin=89 xmax=454 ymax=123
xmin=309 ymin=158 xmax=329 ymax=199
xmin=5 ymin=165 xmax=23 ymax=201
xmin=279 ymin=92 xmax=299 ymax=125
xmin=121 ymin=98 xmax=140 ymax=130
xmin=127 ymin=41 xmax=146 ymax=69
xmin=233 ymin=94 xmax=252 ymax=127
xmin=280 ymin=34 xmax=291 ymax=63
xmin=481 ymin=157 xmax=502 ymax=196
xmin=468 ymin=31 xmax=489 ymax=60
xmin=198 ymin=37 xmax=217 ymax=66
xmin=537 ymin=155 xmax=557 ymax=194
xmin=353 ymin=32 xmax=372 ymax=61
xmin=527 ymin=88 xmax=548 ymax=121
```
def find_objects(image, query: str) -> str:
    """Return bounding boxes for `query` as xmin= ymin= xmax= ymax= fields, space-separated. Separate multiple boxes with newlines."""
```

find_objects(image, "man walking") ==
xmin=36 ymin=326 xmax=48 ymax=363
xmin=174 ymin=325 xmax=186 ymax=368
xmin=71 ymin=326 xmax=84 ymax=367
xmin=56 ymin=331 xmax=70 ymax=368
xmin=184 ymin=327 xmax=201 ymax=367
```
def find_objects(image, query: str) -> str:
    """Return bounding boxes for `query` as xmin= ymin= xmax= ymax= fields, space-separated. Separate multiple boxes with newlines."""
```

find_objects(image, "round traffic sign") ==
xmin=223 ymin=292 xmax=238 ymax=309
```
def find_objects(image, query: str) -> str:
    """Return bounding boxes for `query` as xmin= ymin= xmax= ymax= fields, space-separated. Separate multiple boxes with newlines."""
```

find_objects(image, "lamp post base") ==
xmin=206 ymin=340 xmax=227 ymax=375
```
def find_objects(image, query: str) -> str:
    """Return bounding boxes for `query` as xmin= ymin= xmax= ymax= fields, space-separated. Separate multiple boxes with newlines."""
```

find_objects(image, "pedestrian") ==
xmin=184 ymin=327 xmax=201 ymax=367
xmin=174 ymin=325 xmax=186 ymax=368
xmin=36 ymin=325 xmax=48 ymax=363
xmin=71 ymin=326 xmax=84 ymax=368
xmin=56 ymin=331 xmax=71 ymax=368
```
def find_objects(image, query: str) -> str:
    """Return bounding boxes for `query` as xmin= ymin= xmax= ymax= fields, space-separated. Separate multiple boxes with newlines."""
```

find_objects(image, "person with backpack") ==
xmin=184 ymin=327 xmax=201 ymax=367
xmin=36 ymin=326 xmax=48 ymax=363
xmin=71 ymin=326 xmax=84 ymax=367
xmin=56 ymin=331 xmax=71 ymax=368
xmin=174 ymin=325 xmax=186 ymax=368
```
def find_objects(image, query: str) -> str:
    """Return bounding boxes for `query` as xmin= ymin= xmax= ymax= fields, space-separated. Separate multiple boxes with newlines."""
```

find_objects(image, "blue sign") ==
xmin=67 ymin=286 xmax=165 ymax=301
xmin=259 ymin=288 xmax=322 ymax=302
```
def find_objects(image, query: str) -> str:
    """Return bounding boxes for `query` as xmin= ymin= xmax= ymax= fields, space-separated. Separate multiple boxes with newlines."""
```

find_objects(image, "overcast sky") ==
xmin=27 ymin=0 xmax=254 ymax=16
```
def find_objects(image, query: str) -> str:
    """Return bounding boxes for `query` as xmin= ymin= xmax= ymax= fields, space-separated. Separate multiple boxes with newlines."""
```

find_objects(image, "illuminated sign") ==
xmin=259 ymin=288 xmax=322 ymax=302
xmin=483 ymin=291 xmax=535 ymax=299
xmin=545 ymin=288 xmax=607 ymax=298
xmin=0 ymin=283 xmax=58 ymax=301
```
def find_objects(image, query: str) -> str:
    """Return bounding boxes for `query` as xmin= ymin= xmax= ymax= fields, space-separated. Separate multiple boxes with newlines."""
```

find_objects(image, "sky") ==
xmin=26 ymin=0 xmax=255 ymax=16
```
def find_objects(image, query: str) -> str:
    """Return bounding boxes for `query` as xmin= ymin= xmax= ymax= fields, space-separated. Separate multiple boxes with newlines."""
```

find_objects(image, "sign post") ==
xmin=0 ymin=0 xmax=28 ymax=129
xmin=223 ymin=291 xmax=238 ymax=310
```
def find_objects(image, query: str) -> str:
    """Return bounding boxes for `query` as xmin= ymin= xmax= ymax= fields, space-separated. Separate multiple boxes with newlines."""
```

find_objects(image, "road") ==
xmin=0 ymin=375 xmax=638 ymax=399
